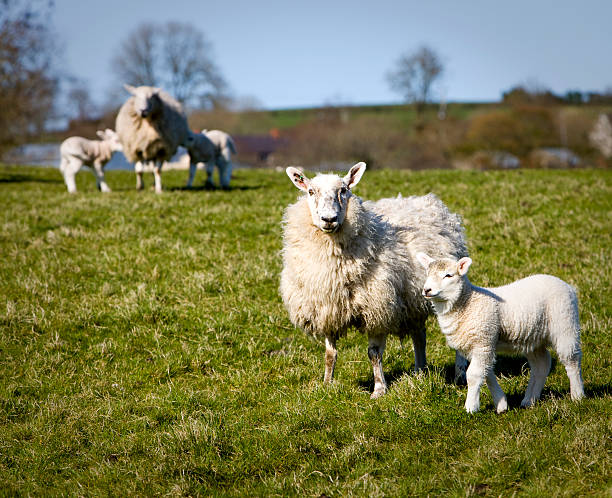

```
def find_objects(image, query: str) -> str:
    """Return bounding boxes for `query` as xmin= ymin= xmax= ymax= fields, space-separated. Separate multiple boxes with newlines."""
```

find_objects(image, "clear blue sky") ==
xmin=54 ymin=0 xmax=612 ymax=109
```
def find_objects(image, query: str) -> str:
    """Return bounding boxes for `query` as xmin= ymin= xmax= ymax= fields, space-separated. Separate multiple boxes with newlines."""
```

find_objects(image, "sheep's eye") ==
xmin=444 ymin=273 xmax=453 ymax=279
xmin=340 ymin=186 xmax=347 ymax=194
xmin=308 ymin=189 xmax=314 ymax=196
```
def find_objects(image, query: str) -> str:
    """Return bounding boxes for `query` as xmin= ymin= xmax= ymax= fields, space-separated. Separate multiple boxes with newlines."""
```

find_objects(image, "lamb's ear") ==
xmin=286 ymin=167 xmax=310 ymax=192
xmin=96 ymin=130 xmax=105 ymax=139
xmin=416 ymin=252 xmax=434 ymax=269
xmin=343 ymin=162 xmax=366 ymax=189
xmin=123 ymin=83 xmax=137 ymax=95
xmin=457 ymin=257 xmax=472 ymax=276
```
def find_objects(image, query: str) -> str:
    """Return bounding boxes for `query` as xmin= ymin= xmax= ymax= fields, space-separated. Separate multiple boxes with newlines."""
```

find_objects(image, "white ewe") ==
xmin=184 ymin=129 xmax=237 ymax=189
xmin=417 ymin=252 xmax=584 ymax=413
xmin=281 ymin=162 xmax=469 ymax=398
xmin=115 ymin=84 xmax=189 ymax=193
xmin=59 ymin=129 xmax=122 ymax=193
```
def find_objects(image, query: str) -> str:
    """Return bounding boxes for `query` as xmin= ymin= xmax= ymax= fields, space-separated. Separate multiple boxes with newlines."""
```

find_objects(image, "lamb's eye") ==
xmin=308 ymin=189 xmax=314 ymax=196
xmin=444 ymin=274 xmax=453 ymax=279
xmin=340 ymin=186 xmax=347 ymax=194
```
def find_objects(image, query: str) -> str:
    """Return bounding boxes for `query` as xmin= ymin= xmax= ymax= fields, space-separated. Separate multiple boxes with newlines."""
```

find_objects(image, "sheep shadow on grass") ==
xmin=0 ymin=173 xmax=63 ymax=184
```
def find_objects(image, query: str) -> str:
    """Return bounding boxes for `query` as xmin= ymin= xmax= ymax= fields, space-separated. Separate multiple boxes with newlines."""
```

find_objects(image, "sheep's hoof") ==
xmin=496 ymin=398 xmax=508 ymax=413
xmin=370 ymin=387 xmax=387 ymax=399
xmin=520 ymin=398 xmax=535 ymax=408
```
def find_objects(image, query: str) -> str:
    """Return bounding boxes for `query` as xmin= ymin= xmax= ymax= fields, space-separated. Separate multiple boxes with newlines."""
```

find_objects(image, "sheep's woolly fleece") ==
xmin=281 ymin=190 xmax=467 ymax=340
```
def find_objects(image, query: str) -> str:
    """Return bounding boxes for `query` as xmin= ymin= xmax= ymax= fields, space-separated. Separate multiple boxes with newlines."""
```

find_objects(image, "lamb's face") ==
xmin=416 ymin=253 xmax=472 ymax=302
xmin=286 ymin=162 xmax=366 ymax=233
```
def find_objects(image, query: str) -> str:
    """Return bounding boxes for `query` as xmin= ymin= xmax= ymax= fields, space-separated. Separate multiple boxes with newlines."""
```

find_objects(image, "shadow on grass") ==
xmin=357 ymin=364 xmax=415 ymax=393
xmin=169 ymin=184 xmax=263 ymax=192
xmin=0 ymin=174 xmax=62 ymax=184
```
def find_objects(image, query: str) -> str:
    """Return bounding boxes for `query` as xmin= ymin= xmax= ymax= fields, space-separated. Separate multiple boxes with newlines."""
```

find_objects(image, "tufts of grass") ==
xmin=0 ymin=164 xmax=610 ymax=495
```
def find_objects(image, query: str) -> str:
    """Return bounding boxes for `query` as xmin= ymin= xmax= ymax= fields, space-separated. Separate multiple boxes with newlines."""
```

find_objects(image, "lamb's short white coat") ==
xmin=183 ymin=129 xmax=237 ymax=188
xmin=115 ymin=84 xmax=190 ymax=193
xmin=281 ymin=163 xmax=469 ymax=398
xmin=59 ymin=129 xmax=123 ymax=193
xmin=417 ymin=252 xmax=584 ymax=413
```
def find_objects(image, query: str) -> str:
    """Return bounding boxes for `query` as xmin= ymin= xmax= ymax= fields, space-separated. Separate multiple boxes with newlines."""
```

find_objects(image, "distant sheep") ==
xmin=183 ymin=129 xmax=237 ymax=189
xmin=417 ymin=252 xmax=584 ymax=413
xmin=59 ymin=129 xmax=122 ymax=193
xmin=115 ymin=84 xmax=189 ymax=193
xmin=281 ymin=162 xmax=469 ymax=398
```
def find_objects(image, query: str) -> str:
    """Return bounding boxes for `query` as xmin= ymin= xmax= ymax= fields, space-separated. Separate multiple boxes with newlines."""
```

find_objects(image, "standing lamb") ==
xmin=417 ymin=252 xmax=584 ymax=413
xmin=281 ymin=162 xmax=469 ymax=398
xmin=59 ymin=129 xmax=123 ymax=193
xmin=115 ymin=84 xmax=190 ymax=193
xmin=184 ymin=129 xmax=237 ymax=189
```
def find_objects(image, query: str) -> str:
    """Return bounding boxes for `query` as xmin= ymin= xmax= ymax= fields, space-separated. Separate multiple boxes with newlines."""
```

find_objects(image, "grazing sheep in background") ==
xmin=59 ymin=129 xmax=122 ymax=193
xmin=281 ymin=162 xmax=469 ymax=398
xmin=184 ymin=129 xmax=237 ymax=189
xmin=115 ymin=84 xmax=189 ymax=193
xmin=417 ymin=252 xmax=584 ymax=413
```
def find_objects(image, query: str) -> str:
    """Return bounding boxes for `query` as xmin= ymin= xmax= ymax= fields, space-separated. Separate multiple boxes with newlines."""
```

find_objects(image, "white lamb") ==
xmin=59 ymin=129 xmax=123 ymax=193
xmin=115 ymin=84 xmax=190 ymax=193
xmin=281 ymin=162 xmax=469 ymax=398
xmin=184 ymin=129 xmax=237 ymax=189
xmin=417 ymin=252 xmax=584 ymax=413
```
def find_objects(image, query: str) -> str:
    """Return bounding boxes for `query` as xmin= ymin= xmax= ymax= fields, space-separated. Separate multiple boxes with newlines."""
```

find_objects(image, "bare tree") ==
xmin=0 ymin=0 xmax=59 ymax=152
xmin=111 ymin=21 xmax=228 ymax=110
xmin=387 ymin=45 xmax=444 ymax=116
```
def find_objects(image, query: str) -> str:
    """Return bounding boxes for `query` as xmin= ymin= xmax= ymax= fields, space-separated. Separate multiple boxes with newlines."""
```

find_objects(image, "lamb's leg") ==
xmin=411 ymin=327 xmax=426 ymax=371
xmin=324 ymin=336 xmax=337 ymax=384
xmin=521 ymin=349 xmax=551 ymax=407
xmin=93 ymin=161 xmax=111 ymax=193
xmin=560 ymin=353 xmax=584 ymax=401
xmin=218 ymin=154 xmax=232 ymax=189
xmin=153 ymin=161 xmax=163 ymax=194
xmin=368 ymin=334 xmax=387 ymax=399
xmin=135 ymin=161 xmax=145 ymax=190
xmin=186 ymin=159 xmax=197 ymax=188
xmin=465 ymin=355 xmax=488 ymax=413
xmin=485 ymin=370 xmax=508 ymax=413
xmin=205 ymin=160 xmax=216 ymax=188
xmin=454 ymin=351 xmax=469 ymax=385
xmin=61 ymin=157 xmax=79 ymax=194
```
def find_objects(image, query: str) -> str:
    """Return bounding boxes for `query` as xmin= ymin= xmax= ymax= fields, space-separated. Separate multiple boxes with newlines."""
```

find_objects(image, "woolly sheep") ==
xmin=59 ymin=129 xmax=122 ymax=193
xmin=115 ymin=84 xmax=190 ymax=193
xmin=281 ymin=162 xmax=469 ymax=398
xmin=417 ymin=252 xmax=584 ymax=413
xmin=184 ymin=129 xmax=237 ymax=189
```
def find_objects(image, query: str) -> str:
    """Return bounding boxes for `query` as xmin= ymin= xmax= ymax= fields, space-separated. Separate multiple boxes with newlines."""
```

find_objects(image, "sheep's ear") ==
xmin=416 ymin=252 xmax=434 ymax=269
xmin=344 ymin=162 xmax=366 ymax=189
xmin=123 ymin=83 xmax=137 ymax=95
xmin=286 ymin=167 xmax=310 ymax=192
xmin=96 ymin=130 xmax=105 ymax=139
xmin=457 ymin=257 xmax=472 ymax=276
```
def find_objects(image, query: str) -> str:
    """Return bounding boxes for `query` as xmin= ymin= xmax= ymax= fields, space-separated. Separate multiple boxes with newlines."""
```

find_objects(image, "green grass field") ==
xmin=0 ymin=164 xmax=610 ymax=496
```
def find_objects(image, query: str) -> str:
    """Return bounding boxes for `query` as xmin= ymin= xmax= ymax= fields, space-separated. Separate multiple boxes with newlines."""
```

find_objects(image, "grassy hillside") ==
xmin=0 ymin=164 xmax=610 ymax=495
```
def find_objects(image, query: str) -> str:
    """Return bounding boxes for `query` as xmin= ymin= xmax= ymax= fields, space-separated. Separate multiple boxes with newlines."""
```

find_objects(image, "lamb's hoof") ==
xmin=370 ymin=387 xmax=387 ymax=399
xmin=520 ymin=398 xmax=535 ymax=408
xmin=464 ymin=402 xmax=480 ymax=414
xmin=496 ymin=398 xmax=508 ymax=413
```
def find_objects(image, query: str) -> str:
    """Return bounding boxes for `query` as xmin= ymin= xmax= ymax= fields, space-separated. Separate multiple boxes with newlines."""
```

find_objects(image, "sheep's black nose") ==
xmin=424 ymin=288 xmax=431 ymax=296
xmin=321 ymin=216 xmax=338 ymax=223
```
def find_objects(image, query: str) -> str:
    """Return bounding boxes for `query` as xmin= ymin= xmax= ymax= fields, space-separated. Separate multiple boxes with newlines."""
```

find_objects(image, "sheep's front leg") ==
xmin=485 ymin=370 xmax=508 ymax=413
xmin=153 ymin=161 xmax=163 ymax=194
xmin=464 ymin=355 xmax=488 ymax=413
xmin=324 ymin=336 xmax=337 ymax=384
xmin=135 ymin=161 xmax=145 ymax=190
xmin=205 ymin=160 xmax=216 ymax=188
xmin=411 ymin=327 xmax=426 ymax=371
xmin=93 ymin=161 xmax=111 ymax=192
xmin=186 ymin=159 xmax=198 ymax=188
xmin=368 ymin=334 xmax=387 ymax=399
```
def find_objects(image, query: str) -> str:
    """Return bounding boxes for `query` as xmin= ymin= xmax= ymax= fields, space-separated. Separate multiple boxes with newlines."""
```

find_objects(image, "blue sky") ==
xmin=54 ymin=0 xmax=612 ymax=109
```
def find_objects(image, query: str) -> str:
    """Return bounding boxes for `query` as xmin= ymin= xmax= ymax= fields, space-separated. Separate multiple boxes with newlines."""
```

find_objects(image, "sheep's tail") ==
xmin=227 ymin=136 xmax=237 ymax=155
